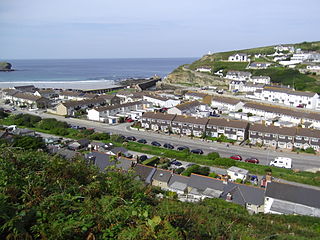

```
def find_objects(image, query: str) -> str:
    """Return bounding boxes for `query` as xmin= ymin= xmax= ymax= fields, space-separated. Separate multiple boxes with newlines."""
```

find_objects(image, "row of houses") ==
xmin=248 ymin=85 xmax=320 ymax=110
xmin=81 ymin=148 xmax=320 ymax=217
xmin=141 ymin=111 xmax=320 ymax=150
xmin=134 ymin=164 xmax=320 ymax=217
xmin=225 ymin=71 xmax=271 ymax=84
xmin=209 ymin=96 xmax=320 ymax=129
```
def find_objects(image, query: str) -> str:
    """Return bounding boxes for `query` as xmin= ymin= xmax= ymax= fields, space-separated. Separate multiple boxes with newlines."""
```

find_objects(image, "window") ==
xmin=304 ymin=137 xmax=309 ymax=141
xmin=265 ymin=133 xmax=270 ymax=137
xmin=296 ymin=136 xmax=302 ymax=140
xmin=226 ymin=127 xmax=230 ymax=131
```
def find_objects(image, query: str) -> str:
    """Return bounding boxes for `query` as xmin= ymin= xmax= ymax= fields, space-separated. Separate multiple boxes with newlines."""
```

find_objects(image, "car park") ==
xmin=245 ymin=157 xmax=259 ymax=164
xmin=163 ymin=143 xmax=174 ymax=149
xmin=137 ymin=139 xmax=147 ymax=144
xmin=126 ymin=136 xmax=136 ymax=141
xmin=191 ymin=149 xmax=204 ymax=155
xmin=230 ymin=155 xmax=242 ymax=161
xmin=151 ymin=141 xmax=161 ymax=147
xmin=177 ymin=146 xmax=190 ymax=151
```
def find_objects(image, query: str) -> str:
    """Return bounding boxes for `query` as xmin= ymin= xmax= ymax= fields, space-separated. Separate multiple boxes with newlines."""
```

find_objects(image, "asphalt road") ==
xmin=5 ymin=107 xmax=320 ymax=171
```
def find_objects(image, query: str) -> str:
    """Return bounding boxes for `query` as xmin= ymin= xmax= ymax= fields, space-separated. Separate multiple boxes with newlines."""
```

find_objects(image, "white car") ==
xmin=269 ymin=157 xmax=292 ymax=169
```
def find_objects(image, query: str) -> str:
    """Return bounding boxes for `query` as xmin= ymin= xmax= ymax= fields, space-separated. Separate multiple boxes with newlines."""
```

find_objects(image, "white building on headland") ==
xmin=228 ymin=53 xmax=248 ymax=62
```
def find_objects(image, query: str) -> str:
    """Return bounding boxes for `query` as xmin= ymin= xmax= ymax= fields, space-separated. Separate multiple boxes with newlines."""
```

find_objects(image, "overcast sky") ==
xmin=1 ymin=0 xmax=319 ymax=59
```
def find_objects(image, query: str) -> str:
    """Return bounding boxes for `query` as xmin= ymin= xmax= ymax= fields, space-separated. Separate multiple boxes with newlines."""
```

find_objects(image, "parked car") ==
xmin=177 ymin=146 xmax=189 ymax=151
xmin=191 ymin=149 xmax=204 ymax=155
xmin=137 ymin=139 xmax=147 ymax=144
xmin=151 ymin=141 xmax=161 ymax=147
xmin=126 ymin=136 xmax=136 ymax=141
xmin=163 ymin=143 xmax=174 ymax=149
xmin=78 ymin=126 xmax=86 ymax=130
xmin=245 ymin=157 xmax=259 ymax=164
xmin=126 ymin=118 xmax=134 ymax=123
xmin=230 ymin=155 xmax=242 ymax=161
xmin=172 ymin=161 xmax=182 ymax=166
xmin=139 ymin=155 xmax=148 ymax=161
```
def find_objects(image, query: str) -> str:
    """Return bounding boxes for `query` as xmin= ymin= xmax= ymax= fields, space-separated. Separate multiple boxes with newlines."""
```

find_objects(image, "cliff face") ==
xmin=0 ymin=62 xmax=13 ymax=71
xmin=164 ymin=65 xmax=227 ymax=87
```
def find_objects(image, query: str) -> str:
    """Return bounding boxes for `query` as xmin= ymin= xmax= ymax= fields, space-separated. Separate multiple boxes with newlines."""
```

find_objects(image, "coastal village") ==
xmin=1 ymin=43 xmax=320 ymax=219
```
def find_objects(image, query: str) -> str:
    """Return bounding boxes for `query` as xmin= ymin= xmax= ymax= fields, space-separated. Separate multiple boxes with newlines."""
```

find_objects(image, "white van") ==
xmin=269 ymin=157 xmax=292 ymax=169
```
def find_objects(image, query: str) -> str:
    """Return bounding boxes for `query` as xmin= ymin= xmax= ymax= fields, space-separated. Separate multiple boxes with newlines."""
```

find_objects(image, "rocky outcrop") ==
xmin=164 ymin=66 xmax=227 ymax=87
xmin=0 ymin=62 xmax=14 ymax=71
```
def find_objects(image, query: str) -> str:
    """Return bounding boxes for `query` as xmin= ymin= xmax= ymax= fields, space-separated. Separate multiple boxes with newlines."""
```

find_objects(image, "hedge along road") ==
xmin=9 ymin=106 xmax=320 ymax=172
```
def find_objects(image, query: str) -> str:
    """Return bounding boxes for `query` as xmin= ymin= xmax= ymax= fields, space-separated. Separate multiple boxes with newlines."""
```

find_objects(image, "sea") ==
xmin=0 ymin=58 xmax=196 ymax=89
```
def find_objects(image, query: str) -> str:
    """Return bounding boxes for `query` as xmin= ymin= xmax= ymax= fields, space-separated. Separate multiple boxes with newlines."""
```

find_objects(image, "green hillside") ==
xmin=1 ymin=149 xmax=320 ymax=239
xmin=166 ymin=41 xmax=320 ymax=91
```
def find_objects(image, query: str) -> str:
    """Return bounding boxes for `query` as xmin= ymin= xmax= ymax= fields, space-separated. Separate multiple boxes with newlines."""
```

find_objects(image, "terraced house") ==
xmin=294 ymin=128 xmax=320 ymax=151
xmin=255 ymin=86 xmax=320 ymax=110
xmin=206 ymin=118 xmax=249 ymax=141
xmin=249 ymin=124 xmax=296 ymax=149
xmin=141 ymin=112 xmax=176 ymax=132
xmin=171 ymin=115 xmax=208 ymax=137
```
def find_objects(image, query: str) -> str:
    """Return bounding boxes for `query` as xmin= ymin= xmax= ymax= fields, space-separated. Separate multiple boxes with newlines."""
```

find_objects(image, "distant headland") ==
xmin=0 ymin=62 xmax=14 ymax=71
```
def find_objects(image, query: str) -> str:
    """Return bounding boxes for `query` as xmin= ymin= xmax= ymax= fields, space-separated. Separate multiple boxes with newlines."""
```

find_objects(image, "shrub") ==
xmin=207 ymin=152 xmax=220 ymax=160
xmin=305 ymin=147 xmax=316 ymax=154
xmin=142 ymin=157 xmax=160 ymax=166
xmin=182 ymin=165 xmax=210 ymax=176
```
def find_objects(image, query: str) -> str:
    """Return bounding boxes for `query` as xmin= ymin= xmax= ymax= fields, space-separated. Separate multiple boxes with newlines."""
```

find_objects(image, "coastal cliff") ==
xmin=0 ymin=62 xmax=14 ymax=71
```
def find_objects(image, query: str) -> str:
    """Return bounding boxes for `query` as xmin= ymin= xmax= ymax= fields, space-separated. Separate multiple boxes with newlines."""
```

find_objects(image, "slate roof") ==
xmin=249 ymin=124 xmax=296 ymax=136
xmin=221 ymin=182 xmax=265 ymax=206
xmin=263 ymin=86 xmax=317 ymax=97
xmin=152 ymin=169 xmax=172 ymax=183
xmin=174 ymin=101 xmax=201 ymax=111
xmin=266 ymin=182 xmax=320 ymax=209
xmin=86 ymin=152 xmax=113 ymax=171
xmin=56 ymin=148 xmax=78 ymax=160
xmin=133 ymin=164 xmax=156 ymax=183
xmin=142 ymin=112 xmax=176 ymax=121
xmin=168 ymin=174 xmax=189 ymax=192
xmin=188 ymin=174 xmax=225 ymax=192
xmin=172 ymin=115 xmax=209 ymax=125
xmin=13 ymin=92 xmax=43 ymax=101
xmin=62 ymin=97 xmax=106 ymax=108
xmin=211 ymin=96 xmax=242 ymax=105
xmin=109 ymin=147 xmax=128 ymax=155
xmin=93 ymin=101 xmax=143 ymax=112
xmin=207 ymin=118 xmax=248 ymax=129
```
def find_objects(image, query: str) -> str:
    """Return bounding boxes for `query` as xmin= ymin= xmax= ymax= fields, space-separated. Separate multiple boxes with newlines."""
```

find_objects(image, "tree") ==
xmin=12 ymin=136 xmax=45 ymax=150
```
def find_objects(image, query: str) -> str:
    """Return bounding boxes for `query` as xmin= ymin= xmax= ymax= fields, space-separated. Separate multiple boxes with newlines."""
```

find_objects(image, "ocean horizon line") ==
xmin=0 ymin=57 xmax=198 ymax=61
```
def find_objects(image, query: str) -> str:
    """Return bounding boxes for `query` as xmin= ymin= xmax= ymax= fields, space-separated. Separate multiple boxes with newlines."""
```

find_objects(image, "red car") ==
xmin=126 ymin=118 xmax=134 ymax=123
xmin=245 ymin=157 xmax=259 ymax=164
xmin=230 ymin=155 xmax=242 ymax=161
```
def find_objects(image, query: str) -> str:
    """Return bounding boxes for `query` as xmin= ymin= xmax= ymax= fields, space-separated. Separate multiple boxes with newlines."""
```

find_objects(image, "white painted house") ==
xmin=143 ymin=95 xmax=181 ymax=108
xmin=257 ymin=86 xmax=320 ymax=110
xmin=265 ymin=182 xmax=320 ymax=217
xmin=211 ymin=96 xmax=245 ymax=112
xmin=228 ymin=53 xmax=248 ymax=62
xmin=87 ymin=101 xmax=146 ymax=122
xmin=249 ymin=76 xmax=271 ymax=84
xmin=227 ymin=167 xmax=249 ymax=182
xmin=225 ymin=71 xmax=252 ymax=81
